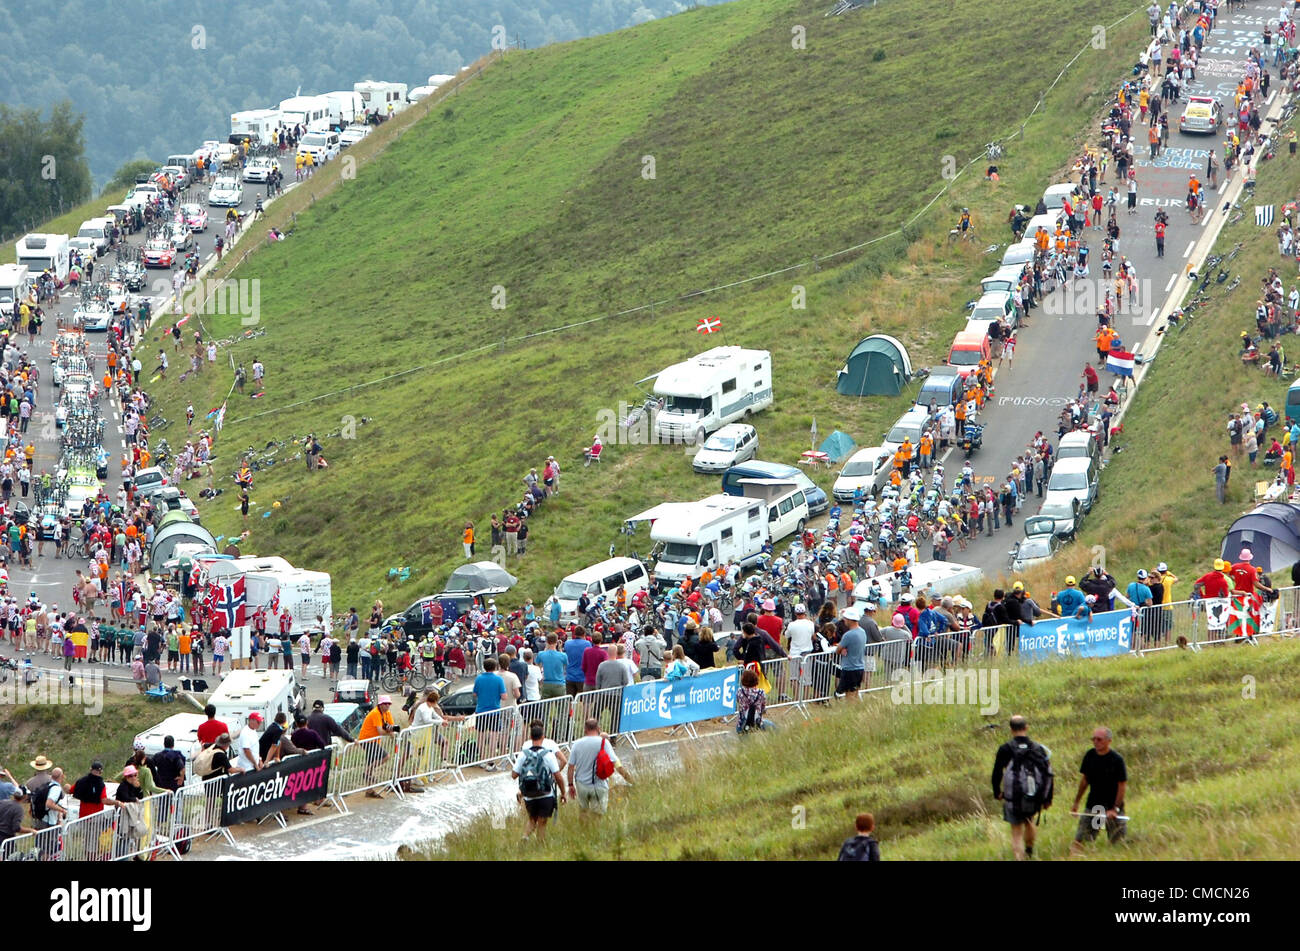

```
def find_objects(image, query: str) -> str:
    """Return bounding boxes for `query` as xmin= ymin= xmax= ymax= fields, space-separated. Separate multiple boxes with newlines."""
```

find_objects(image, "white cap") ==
xmin=841 ymin=606 xmax=862 ymax=622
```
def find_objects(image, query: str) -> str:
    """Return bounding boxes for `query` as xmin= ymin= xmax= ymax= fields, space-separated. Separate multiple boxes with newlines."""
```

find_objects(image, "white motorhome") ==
xmin=279 ymin=95 xmax=333 ymax=132
xmin=15 ymin=233 xmax=70 ymax=282
xmin=198 ymin=555 xmax=332 ymax=637
xmin=647 ymin=346 xmax=773 ymax=443
xmin=354 ymin=80 xmax=408 ymax=115
xmin=230 ymin=109 xmax=283 ymax=144
xmin=628 ymin=494 xmax=768 ymax=587
xmin=0 ymin=264 xmax=32 ymax=318
xmin=206 ymin=669 xmax=304 ymax=738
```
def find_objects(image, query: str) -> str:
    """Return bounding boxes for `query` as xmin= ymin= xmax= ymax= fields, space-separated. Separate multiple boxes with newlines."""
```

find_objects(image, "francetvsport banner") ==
xmin=1017 ymin=608 xmax=1134 ymax=664
xmin=220 ymin=749 xmax=331 ymax=825
xmin=619 ymin=667 xmax=740 ymax=732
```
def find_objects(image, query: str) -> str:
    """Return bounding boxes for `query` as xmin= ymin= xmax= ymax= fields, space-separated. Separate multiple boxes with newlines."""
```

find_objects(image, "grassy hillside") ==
xmin=150 ymin=0 xmax=1147 ymax=610
xmin=0 ymin=690 xmax=162 ymax=781
xmin=427 ymin=639 xmax=1300 ymax=860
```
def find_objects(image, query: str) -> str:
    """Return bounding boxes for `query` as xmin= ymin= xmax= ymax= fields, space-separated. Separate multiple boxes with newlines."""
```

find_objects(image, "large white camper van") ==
xmin=646 ymin=347 xmax=773 ymax=444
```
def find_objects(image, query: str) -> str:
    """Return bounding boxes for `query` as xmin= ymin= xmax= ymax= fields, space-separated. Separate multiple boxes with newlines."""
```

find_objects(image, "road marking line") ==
xmin=1165 ymin=272 xmax=1177 ymax=293
xmin=1183 ymin=240 xmax=1196 ymax=258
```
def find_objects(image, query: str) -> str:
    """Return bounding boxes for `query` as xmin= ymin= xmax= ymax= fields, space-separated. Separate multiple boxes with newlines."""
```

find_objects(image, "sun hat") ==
xmin=1238 ymin=549 xmax=1253 ymax=562
xmin=1157 ymin=562 xmax=1168 ymax=572
xmin=761 ymin=599 xmax=776 ymax=611
xmin=841 ymin=606 xmax=862 ymax=621
xmin=122 ymin=766 xmax=138 ymax=778
xmin=30 ymin=755 xmax=53 ymax=771
xmin=1136 ymin=569 xmax=1149 ymax=580
xmin=377 ymin=695 xmax=393 ymax=705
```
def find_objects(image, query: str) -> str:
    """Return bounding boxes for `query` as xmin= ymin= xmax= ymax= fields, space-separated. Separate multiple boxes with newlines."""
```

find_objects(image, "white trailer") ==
xmin=354 ymin=80 xmax=408 ymax=116
xmin=0 ymin=264 xmax=32 ymax=319
xmin=230 ymin=108 xmax=283 ymax=144
xmin=852 ymin=561 xmax=984 ymax=605
xmin=322 ymin=91 xmax=363 ymax=127
xmin=627 ymin=494 xmax=769 ymax=587
xmin=645 ymin=346 xmax=773 ymax=443
xmin=279 ymin=95 xmax=333 ymax=132
xmin=197 ymin=555 xmax=332 ymax=639
xmin=15 ymin=233 xmax=70 ymax=282
xmin=206 ymin=670 xmax=304 ymax=738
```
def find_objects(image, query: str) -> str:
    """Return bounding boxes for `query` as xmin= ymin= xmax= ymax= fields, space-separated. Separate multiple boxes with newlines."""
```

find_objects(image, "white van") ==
xmin=736 ymin=478 xmax=811 ymax=542
xmin=552 ymin=557 xmax=651 ymax=621
xmin=1041 ymin=182 xmax=1079 ymax=212
xmin=298 ymin=130 xmax=341 ymax=164
xmin=1000 ymin=240 xmax=1037 ymax=269
xmin=167 ymin=152 xmax=200 ymax=173
xmin=206 ymin=669 xmax=304 ymax=738
xmin=15 ymin=233 xmax=71 ymax=282
xmin=75 ymin=218 xmax=112 ymax=256
xmin=135 ymin=713 xmax=206 ymax=768
xmin=0 ymin=264 xmax=32 ymax=318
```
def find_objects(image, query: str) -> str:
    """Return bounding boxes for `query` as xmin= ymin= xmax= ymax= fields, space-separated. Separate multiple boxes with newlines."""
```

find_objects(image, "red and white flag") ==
xmin=696 ymin=316 xmax=721 ymax=334
xmin=1105 ymin=349 xmax=1135 ymax=378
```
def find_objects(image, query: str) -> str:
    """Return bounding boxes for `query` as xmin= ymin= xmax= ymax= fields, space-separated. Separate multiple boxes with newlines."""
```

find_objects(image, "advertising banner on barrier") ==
xmin=619 ymin=667 xmax=739 ymax=732
xmin=220 ymin=749 xmax=331 ymax=825
xmin=1017 ymin=609 xmax=1134 ymax=664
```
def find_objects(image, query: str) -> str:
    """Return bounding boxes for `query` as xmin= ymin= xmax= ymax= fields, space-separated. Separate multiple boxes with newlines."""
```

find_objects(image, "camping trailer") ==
xmin=647 ymin=347 xmax=773 ymax=443
xmin=279 ymin=95 xmax=333 ymax=131
xmin=322 ymin=91 xmax=363 ymax=127
xmin=230 ymin=109 xmax=282 ymax=144
xmin=0 ymin=264 xmax=32 ymax=319
xmin=627 ymin=494 xmax=769 ymax=587
xmin=354 ymin=80 xmax=408 ymax=115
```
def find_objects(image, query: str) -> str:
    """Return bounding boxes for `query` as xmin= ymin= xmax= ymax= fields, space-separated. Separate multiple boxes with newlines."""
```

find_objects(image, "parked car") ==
xmin=339 ymin=124 xmax=371 ymax=147
xmin=165 ymin=223 xmax=194 ymax=254
xmin=917 ymin=367 xmax=966 ymax=411
xmin=141 ymin=238 xmax=176 ymax=269
xmin=967 ymin=289 xmax=1018 ymax=329
xmin=692 ymin=423 xmax=759 ymax=473
xmin=1035 ymin=494 xmax=1083 ymax=540
xmin=1009 ymin=517 xmax=1065 ymax=572
xmin=332 ymin=679 xmax=373 ymax=712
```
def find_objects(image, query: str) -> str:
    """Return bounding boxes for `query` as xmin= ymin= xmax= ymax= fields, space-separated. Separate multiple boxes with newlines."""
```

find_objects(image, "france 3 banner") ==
xmin=1017 ymin=609 xmax=1134 ymax=664
xmin=619 ymin=667 xmax=739 ymax=732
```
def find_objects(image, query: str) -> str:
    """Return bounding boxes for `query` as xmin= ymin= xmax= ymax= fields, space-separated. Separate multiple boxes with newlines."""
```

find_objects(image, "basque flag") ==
xmin=696 ymin=316 xmax=721 ymax=334
xmin=1106 ymin=349 xmax=1135 ymax=377
xmin=209 ymin=577 xmax=247 ymax=632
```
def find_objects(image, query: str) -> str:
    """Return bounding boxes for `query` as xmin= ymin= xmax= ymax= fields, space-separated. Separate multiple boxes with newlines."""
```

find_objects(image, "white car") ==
xmin=242 ymin=156 xmax=277 ymax=183
xmin=124 ymin=183 xmax=161 ymax=210
xmin=339 ymin=124 xmax=370 ymax=147
xmin=74 ymin=301 xmax=113 ymax=332
xmin=691 ymin=423 xmax=758 ymax=473
xmin=208 ymin=177 xmax=243 ymax=207
xmin=1009 ymin=516 xmax=1066 ymax=573
xmin=68 ymin=236 xmax=99 ymax=260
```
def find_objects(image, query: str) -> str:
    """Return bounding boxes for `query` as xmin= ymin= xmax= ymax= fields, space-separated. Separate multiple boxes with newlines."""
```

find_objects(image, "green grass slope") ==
xmin=151 ymin=0 xmax=1147 ymax=608
xmin=427 ymin=639 xmax=1300 ymax=860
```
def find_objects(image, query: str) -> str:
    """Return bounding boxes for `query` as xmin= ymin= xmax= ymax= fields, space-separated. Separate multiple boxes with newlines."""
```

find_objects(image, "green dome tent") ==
xmin=150 ymin=513 xmax=217 ymax=575
xmin=836 ymin=334 xmax=913 ymax=397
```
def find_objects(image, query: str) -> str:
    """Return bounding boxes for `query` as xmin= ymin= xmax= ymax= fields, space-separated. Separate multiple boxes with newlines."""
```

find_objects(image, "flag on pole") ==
xmin=176 ymin=314 xmax=191 ymax=327
xmin=1255 ymin=205 xmax=1275 ymax=227
xmin=214 ymin=401 xmax=227 ymax=433
xmin=1105 ymin=349 xmax=1135 ymax=377
xmin=696 ymin=316 xmax=721 ymax=334
xmin=269 ymin=588 xmax=281 ymax=615
xmin=208 ymin=577 xmax=247 ymax=632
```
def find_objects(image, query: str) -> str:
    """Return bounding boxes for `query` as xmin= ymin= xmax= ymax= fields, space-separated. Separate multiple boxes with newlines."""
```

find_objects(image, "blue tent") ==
xmin=819 ymin=430 xmax=857 ymax=463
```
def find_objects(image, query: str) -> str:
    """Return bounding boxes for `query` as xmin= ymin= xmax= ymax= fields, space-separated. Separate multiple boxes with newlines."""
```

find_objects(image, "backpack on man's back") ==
xmin=1002 ymin=740 xmax=1054 ymax=819
xmin=517 ymin=746 xmax=554 ymax=798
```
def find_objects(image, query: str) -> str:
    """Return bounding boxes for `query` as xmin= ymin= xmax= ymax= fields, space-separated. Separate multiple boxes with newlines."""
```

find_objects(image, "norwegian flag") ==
xmin=189 ymin=563 xmax=203 ymax=588
xmin=696 ymin=316 xmax=721 ymax=334
xmin=117 ymin=580 xmax=129 ymax=611
xmin=208 ymin=577 xmax=247 ymax=632
xmin=269 ymin=588 xmax=280 ymax=615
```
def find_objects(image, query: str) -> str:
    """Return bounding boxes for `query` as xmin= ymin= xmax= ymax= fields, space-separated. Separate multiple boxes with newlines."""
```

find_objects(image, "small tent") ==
xmin=818 ymin=430 xmax=857 ymax=463
xmin=150 ymin=513 xmax=217 ymax=575
xmin=1220 ymin=502 xmax=1300 ymax=574
xmin=836 ymin=334 xmax=913 ymax=397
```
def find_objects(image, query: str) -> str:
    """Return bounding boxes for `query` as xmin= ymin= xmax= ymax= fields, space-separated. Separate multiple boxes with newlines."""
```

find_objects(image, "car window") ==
xmin=602 ymin=572 xmax=624 ymax=592
xmin=793 ymin=491 xmax=805 ymax=507
xmin=624 ymin=564 xmax=645 ymax=583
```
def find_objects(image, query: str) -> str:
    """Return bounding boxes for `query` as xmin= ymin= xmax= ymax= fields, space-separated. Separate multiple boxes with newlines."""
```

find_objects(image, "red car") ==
xmin=142 ymin=238 xmax=176 ymax=268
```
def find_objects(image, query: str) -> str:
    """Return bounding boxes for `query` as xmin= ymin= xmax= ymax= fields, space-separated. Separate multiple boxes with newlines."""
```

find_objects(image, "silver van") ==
xmin=1056 ymin=431 xmax=1101 ymax=465
xmin=1045 ymin=456 xmax=1100 ymax=513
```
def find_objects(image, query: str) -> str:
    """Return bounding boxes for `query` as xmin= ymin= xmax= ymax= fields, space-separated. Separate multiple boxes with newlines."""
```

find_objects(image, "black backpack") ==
xmin=837 ymin=835 xmax=880 ymax=862
xmin=29 ymin=780 xmax=53 ymax=820
xmin=517 ymin=746 xmax=554 ymax=798
xmin=1002 ymin=741 xmax=1054 ymax=817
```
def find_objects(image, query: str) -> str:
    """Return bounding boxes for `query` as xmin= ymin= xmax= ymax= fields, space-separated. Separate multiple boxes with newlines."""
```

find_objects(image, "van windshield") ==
xmin=554 ymin=580 xmax=587 ymax=600
xmin=20 ymin=257 xmax=53 ymax=271
xmin=948 ymin=349 xmax=981 ymax=366
xmin=77 ymin=227 xmax=100 ymax=238
xmin=664 ymin=395 xmax=709 ymax=414
xmin=841 ymin=458 xmax=878 ymax=477
xmin=662 ymin=542 xmax=703 ymax=564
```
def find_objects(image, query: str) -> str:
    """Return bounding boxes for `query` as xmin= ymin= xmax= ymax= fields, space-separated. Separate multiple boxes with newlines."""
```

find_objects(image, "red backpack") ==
xmin=595 ymin=738 xmax=616 ymax=781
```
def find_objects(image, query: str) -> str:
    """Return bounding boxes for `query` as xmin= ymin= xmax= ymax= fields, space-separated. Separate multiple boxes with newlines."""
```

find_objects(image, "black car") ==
xmin=440 ymin=689 xmax=478 ymax=719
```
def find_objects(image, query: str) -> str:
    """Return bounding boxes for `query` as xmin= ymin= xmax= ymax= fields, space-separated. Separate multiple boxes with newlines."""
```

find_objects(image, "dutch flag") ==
xmin=1106 ymin=349 xmax=1135 ymax=377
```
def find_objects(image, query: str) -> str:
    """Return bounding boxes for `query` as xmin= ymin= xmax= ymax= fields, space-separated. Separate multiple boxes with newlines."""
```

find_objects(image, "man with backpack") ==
xmin=511 ymin=722 xmax=566 ymax=840
xmin=991 ymin=715 xmax=1054 ymax=860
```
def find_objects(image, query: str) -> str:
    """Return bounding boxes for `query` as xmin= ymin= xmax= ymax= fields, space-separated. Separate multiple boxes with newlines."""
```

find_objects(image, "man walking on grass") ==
xmin=1071 ymin=726 xmax=1128 ymax=854
xmin=992 ymin=715 xmax=1054 ymax=860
